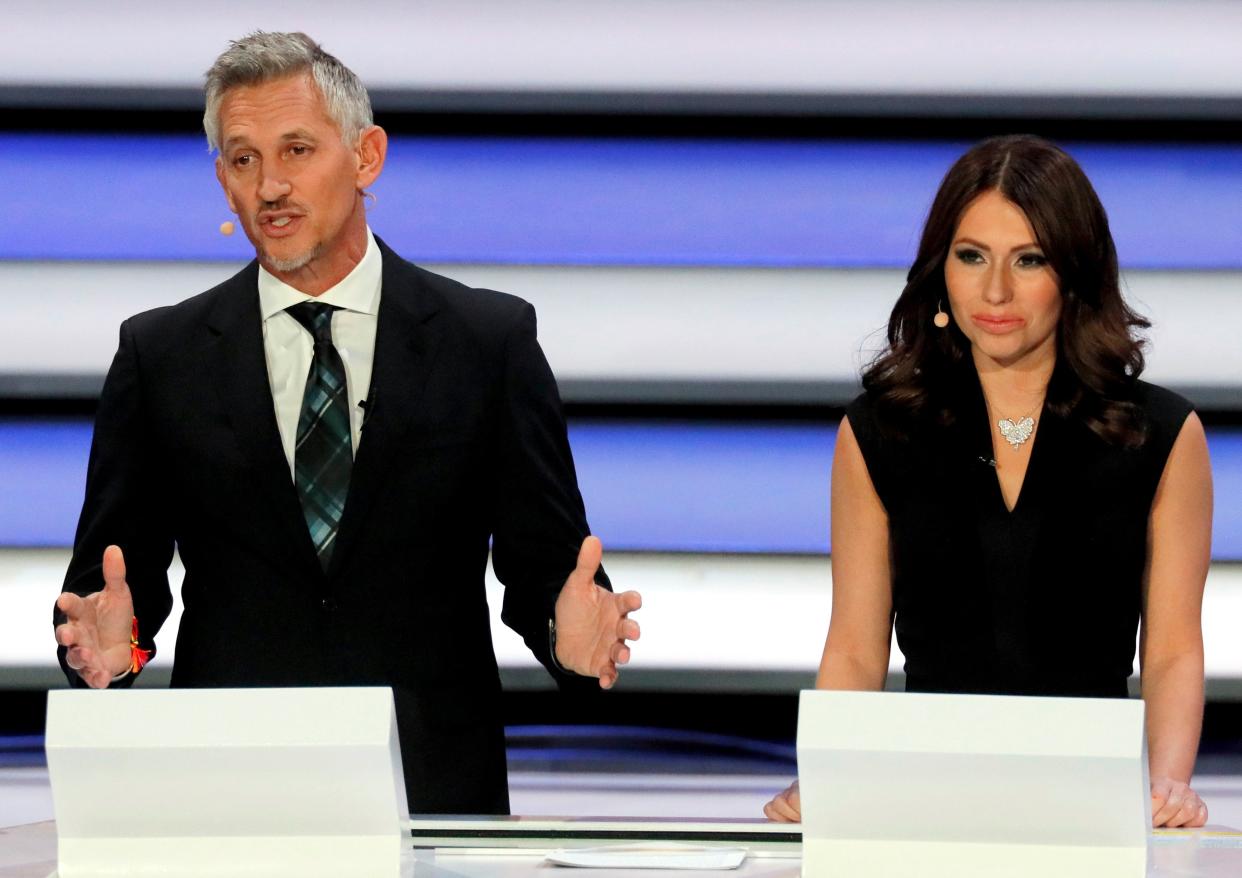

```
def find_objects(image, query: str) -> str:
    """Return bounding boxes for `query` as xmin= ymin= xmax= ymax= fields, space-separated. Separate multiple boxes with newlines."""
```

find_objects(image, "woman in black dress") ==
xmin=765 ymin=135 xmax=1212 ymax=828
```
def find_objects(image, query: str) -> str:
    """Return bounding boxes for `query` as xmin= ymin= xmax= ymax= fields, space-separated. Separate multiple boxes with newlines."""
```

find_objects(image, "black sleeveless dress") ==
xmin=845 ymin=374 xmax=1192 ymax=698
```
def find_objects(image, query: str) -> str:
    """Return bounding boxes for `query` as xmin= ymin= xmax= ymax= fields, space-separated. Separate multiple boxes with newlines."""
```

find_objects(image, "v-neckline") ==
xmin=991 ymin=410 xmax=1046 ymax=515
xmin=961 ymin=369 xmax=1048 ymax=517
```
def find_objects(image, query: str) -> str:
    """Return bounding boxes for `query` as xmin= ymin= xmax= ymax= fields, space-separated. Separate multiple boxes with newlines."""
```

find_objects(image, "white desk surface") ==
xmin=4 ymin=820 xmax=1242 ymax=878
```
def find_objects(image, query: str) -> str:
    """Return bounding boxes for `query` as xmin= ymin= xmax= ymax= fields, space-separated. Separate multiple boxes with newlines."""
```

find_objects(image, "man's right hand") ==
xmin=55 ymin=545 xmax=135 ymax=688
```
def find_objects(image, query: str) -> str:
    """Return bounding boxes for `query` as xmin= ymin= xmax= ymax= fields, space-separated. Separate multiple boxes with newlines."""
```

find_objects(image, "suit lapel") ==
xmin=327 ymin=241 xmax=443 ymax=579
xmin=205 ymin=263 xmax=324 ymax=585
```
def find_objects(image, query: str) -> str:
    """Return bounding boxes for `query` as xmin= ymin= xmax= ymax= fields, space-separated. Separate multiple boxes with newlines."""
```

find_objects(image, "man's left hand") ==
xmin=553 ymin=536 xmax=641 ymax=688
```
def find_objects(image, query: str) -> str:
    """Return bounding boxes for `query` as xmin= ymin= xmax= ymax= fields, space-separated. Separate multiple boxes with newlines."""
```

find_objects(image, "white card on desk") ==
xmin=545 ymin=842 xmax=747 ymax=869
xmin=797 ymin=690 xmax=1149 ymax=878
xmin=45 ymin=687 xmax=407 ymax=878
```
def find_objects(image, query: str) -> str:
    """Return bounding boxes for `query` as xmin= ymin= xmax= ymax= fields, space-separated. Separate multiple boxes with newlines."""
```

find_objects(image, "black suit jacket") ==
xmin=58 ymin=238 xmax=604 ymax=814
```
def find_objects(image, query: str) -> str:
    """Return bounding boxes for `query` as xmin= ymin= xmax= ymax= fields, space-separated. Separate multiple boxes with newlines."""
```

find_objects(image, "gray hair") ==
xmin=203 ymin=31 xmax=372 ymax=153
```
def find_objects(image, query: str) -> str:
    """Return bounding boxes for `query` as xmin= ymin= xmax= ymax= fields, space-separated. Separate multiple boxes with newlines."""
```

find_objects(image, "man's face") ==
xmin=214 ymin=74 xmax=379 ymax=287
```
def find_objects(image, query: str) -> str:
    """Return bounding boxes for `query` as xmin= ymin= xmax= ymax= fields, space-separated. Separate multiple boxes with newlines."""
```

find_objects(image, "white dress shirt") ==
xmin=257 ymin=228 xmax=382 ymax=476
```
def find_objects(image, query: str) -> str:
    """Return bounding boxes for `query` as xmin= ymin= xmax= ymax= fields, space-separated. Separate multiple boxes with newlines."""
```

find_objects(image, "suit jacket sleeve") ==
xmin=489 ymin=302 xmax=610 ymax=687
xmin=53 ymin=318 xmax=176 ymax=687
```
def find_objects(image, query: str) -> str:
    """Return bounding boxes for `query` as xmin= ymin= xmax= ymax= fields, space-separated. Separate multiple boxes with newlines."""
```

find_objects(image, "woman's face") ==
xmin=943 ymin=189 xmax=1061 ymax=371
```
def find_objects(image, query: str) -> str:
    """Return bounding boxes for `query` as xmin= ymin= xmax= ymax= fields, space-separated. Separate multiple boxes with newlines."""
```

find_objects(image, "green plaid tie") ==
xmin=286 ymin=302 xmax=352 ymax=570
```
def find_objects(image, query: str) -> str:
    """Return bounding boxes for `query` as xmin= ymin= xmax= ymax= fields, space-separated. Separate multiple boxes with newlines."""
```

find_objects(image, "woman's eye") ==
xmin=954 ymin=249 xmax=984 ymax=265
xmin=1017 ymin=252 xmax=1048 ymax=267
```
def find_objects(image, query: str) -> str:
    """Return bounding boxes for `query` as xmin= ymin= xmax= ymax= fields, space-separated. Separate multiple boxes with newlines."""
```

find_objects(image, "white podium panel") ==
xmin=797 ymin=690 xmax=1149 ymax=878
xmin=44 ymin=687 xmax=407 ymax=878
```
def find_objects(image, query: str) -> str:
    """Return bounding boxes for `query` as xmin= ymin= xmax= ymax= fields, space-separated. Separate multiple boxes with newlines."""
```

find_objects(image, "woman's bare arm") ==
xmin=1141 ymin=412 xmax=1212 ymax=828
xmin=816 ymin=416 xmax=894 ymax=690
xmin=765 ymin=416 xmax=893 ymax=822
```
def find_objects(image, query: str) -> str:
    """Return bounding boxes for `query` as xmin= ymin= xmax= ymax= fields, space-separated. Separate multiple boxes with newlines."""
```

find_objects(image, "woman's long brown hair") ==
xmin=862 ymin=135 xmax=1150 ymax=445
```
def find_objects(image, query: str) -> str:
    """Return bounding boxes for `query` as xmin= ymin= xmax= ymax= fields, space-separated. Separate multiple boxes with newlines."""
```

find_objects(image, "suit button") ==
xmin=321 ymin=598 xmax=338 ymax=612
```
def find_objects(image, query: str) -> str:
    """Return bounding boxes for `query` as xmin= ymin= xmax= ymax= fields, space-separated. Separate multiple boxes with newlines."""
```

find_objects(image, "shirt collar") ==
xmin=257 ymin=227 xmax=381 ymax=321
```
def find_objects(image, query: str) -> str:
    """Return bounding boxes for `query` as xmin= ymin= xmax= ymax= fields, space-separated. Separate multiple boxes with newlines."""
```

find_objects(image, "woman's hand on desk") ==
xmin=1151 ymin=777 xmax=1208 ymax=828
xmin=763 ymin=780 xmax=801 ymax=822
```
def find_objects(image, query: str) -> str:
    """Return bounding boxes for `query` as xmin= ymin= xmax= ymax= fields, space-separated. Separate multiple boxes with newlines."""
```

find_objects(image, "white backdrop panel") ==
xmin=3 ymin=262 xmax=1240 ymax=389
xmin=3 ymin=2 xmax=1242 ymax=98
xmin=8 ymin=549 xmax=1242 ymax=693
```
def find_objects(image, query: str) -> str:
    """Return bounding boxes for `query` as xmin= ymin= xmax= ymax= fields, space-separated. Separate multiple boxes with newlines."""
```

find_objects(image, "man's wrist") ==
xmin=547 ymin=617 xmax=574 ymax=675
xmin=126 ymin=616 xmax=151 ymax=675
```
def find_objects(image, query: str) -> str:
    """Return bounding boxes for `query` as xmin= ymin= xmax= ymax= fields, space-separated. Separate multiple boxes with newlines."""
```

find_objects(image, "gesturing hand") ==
xmin=54 ymin=545 xmax=135 ymax=688
xmin=553 ymin=536 xmax=642 ymax=689
xmin=1151 ymin=777 xmax=1208 ymax=828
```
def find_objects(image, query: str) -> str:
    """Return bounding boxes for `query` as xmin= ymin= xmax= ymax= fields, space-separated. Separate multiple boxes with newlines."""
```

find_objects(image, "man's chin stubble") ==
xmin=263 ymin=241 xmax=324 ymax=274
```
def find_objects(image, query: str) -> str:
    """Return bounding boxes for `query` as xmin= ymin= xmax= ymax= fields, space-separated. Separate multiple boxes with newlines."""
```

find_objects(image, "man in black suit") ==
xmin=52 ymin=31 xmax=641 ymax=815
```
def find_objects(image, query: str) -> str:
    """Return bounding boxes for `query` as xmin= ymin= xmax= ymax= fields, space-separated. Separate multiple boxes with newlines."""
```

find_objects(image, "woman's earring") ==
xmin=933 ymin=301 xmax=950 ymax=328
